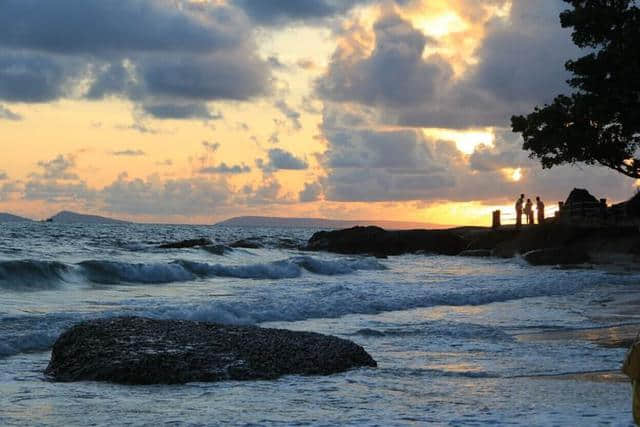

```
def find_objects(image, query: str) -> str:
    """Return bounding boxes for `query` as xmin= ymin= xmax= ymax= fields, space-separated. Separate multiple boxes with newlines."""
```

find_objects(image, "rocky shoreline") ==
xmin=304 ymin=224 xmax=640 ymax=266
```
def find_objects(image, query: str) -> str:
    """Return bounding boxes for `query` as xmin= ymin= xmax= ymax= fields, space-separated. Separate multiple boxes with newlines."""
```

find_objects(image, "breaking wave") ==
xmin=0 ymin=256 xmax=386 ymax=288
xmin=0 ymin=260 xmax=72 ymax=290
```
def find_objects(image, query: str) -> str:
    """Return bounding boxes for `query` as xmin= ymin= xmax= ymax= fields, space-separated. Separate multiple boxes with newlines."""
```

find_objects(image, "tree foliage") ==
xmin=511 ymin=0 xmax=640 ymax=178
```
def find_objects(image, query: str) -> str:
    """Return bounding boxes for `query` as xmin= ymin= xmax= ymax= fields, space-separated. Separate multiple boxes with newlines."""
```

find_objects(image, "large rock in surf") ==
xmin=304 ymin=226 xmax=466 ymax=256
xmin=159 ymin=238 xmax=212 ymax=249
xmin=45 ymin=317 xmax=377 ymax=385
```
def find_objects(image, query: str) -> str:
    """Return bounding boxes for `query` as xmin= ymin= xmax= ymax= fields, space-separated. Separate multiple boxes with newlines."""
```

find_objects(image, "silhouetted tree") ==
xmin=512 ymin=0 xmax=640 ymax=178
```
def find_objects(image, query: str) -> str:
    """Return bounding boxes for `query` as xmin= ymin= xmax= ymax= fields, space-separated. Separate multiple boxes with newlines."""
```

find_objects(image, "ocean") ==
xmin=0 ymin=222 xmax=637 ymax=426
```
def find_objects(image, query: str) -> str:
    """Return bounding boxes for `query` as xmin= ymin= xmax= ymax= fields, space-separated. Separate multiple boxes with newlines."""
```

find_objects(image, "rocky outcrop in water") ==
xmin=159 ymin=238 xmax=212 ymax=249
xmin=229 ymin=239 xmax=262 ymax=249
xmin=522 ymin=248 xmax=590 ymax=266
xmin=304 ymin=224 xmax=640 ymax=266
xmin=45 ymin=317 xmax=377 ymax=385
xmin=304 ymin=226 xmax=467 ymax=256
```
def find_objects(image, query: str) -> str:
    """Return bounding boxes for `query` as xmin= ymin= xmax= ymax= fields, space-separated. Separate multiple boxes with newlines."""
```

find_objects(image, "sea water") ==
xmin=0 ymin=222 xmax=637 ymax=426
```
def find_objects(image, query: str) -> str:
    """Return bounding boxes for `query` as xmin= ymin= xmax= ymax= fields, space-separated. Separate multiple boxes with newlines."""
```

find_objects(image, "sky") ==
xmin=0 ymin=0 xmax=636 ymax=225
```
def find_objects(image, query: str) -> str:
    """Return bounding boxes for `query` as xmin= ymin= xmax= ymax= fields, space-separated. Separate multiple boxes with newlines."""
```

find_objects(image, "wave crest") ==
xmin=0 ymin=260 xmax=70 ymax=290
xmin=0 ymin=256 xmax=386 ymax=288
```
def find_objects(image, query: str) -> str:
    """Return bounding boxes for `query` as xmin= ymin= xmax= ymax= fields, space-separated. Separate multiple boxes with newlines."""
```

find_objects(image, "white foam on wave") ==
xmin=176 ymin=259 xmax=302 ymax=280
xmin=143 ymin=268 xmax=640 ymax=327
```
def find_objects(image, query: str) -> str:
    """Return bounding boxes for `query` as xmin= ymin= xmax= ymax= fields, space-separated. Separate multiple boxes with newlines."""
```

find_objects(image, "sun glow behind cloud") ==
xmin=412 ymin=11 xmax=467 ymax=38
xmin=422 ymin=128 xmax=495 ymax=155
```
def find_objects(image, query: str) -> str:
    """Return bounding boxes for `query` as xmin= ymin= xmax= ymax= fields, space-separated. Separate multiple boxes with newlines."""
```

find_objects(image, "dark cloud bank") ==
xmin=0 ymin=0 xmax=271 ymax=119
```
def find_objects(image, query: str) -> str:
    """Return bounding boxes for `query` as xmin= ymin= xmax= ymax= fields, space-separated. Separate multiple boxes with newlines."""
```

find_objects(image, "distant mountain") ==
xmin=46 ymin=211 xmax=129 ymax=224
xmin=0 ymin=212 xmax=32 ymax=222
xmin=215 ymin=216 xmax=450 ymax=230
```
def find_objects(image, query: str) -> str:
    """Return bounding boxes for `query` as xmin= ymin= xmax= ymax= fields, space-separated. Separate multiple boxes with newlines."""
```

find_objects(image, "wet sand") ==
xmin=516 ymin=287 xmax=640 ymax=383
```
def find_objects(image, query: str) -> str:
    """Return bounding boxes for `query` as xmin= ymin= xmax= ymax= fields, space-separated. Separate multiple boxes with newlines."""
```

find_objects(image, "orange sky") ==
xmin=0 ymin=0 xmax=635 ymax=225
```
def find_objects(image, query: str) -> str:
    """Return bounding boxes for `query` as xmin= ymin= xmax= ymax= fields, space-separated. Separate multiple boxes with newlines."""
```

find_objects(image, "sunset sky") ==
xmin=0 ymin=0 xmax=636 ymax=225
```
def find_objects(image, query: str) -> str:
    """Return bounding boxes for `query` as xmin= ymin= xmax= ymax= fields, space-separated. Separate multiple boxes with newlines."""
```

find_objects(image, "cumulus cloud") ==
xmin=242 ymin=179 xmax=292 ymax=205
xmin=319 ymin=105 xmax=459 ymax=201
xmin=299 ymin=182 xmax=322 ymax=202
xmin=199 ymin=163 xmax=251 ymax=174
xmin=34 ymin=155 xmax=78 ymax=180
xmin=258 ymin=148 xmax=308 ymax=172
xmin=318 ymin=14 xmax=449 ymax=107
xmin=274 ymin=100 xmax=302 ymax=130
xmin=113 ymin=150 xmax=146 ymax=157
xmin=101 ymin=174 xmax=233 ymax=215
xmin=24 ymin=180 xmax=95 ymax=203
xmin=0 ymin=105 xmax=21 ymax=121
xmin=202 ymin=141 xmax=221 ymax=152
xmin=0 ymin=181 xmax=21 ymax=202
xmin=317 ymin=101 xmax=636 ymax=205
xmin=317 ymin=1 xmax=579 ymax=130
xmin=139 ymin=53 xmax=269 ymax=101
xmin=308 ymin=2 xmax=638 ymax=206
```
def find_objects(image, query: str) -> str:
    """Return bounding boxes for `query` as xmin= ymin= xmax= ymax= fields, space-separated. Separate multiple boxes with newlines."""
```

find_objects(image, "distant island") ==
xmin=0 ymin=212 xmax=32 ymax=222
xmin=45 ymin=211 xmax=129 ymax=224
xmin=215 ymin=216 xmax=451 ymax=230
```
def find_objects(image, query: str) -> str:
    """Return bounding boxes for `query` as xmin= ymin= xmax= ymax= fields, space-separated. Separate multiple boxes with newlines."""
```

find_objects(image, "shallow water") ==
xmin=0 ymin=222 xmax=637 ymax=425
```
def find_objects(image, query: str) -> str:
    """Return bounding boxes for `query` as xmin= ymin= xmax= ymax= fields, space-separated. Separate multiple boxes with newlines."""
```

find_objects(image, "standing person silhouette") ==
xmin=515 ymin=194 xmax=524 ymax=227
xmin=536 ymin=196 xmax=545 ymax=225
xmin=524 ymin=198 xmax=533 ymax=225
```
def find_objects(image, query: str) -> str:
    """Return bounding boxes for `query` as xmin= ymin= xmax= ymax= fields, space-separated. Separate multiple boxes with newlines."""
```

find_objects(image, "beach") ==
xmin=1 ymin=222 xmax=639 ymax=425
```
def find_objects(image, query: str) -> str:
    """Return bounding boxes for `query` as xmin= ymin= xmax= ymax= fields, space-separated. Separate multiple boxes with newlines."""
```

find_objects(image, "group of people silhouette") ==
xmin=515 ymin=194 xmax=544 ymax=226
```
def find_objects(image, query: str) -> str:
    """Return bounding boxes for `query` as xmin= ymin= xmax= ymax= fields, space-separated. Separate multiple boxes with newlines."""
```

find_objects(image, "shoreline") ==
xmin=304 ymin=223 xmax=640 ymax=267
xmin=515 ymin=288 xmax=640 ymax=383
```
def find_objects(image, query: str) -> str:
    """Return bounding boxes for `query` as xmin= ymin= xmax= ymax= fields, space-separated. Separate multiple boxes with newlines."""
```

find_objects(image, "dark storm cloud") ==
xmin=0 ymin=52 xmax=75 ymax=103
xmin=468 ymin=0 xmax=576 ymax=106
xmin=232 ymin=0 xmax=375 ymax=25
xmin=142 ymin=103 xmax=221 ymax=120
xmin=299 ymin=182 xmax=322 ymax=202
xmin=198 ymin=163 xmax=252 ymax=175
xmin=140 ymin=53 xmax=270 ymax=101
xmin=258 ymin=148 xmax=308 ymax=172
xmin=86 ymin=62 xmax=141 ymax=100
xmin=0 ymin=1 xmax=271 ymax=109
xmin=0 ymin=0 xmax=242 ymax=54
